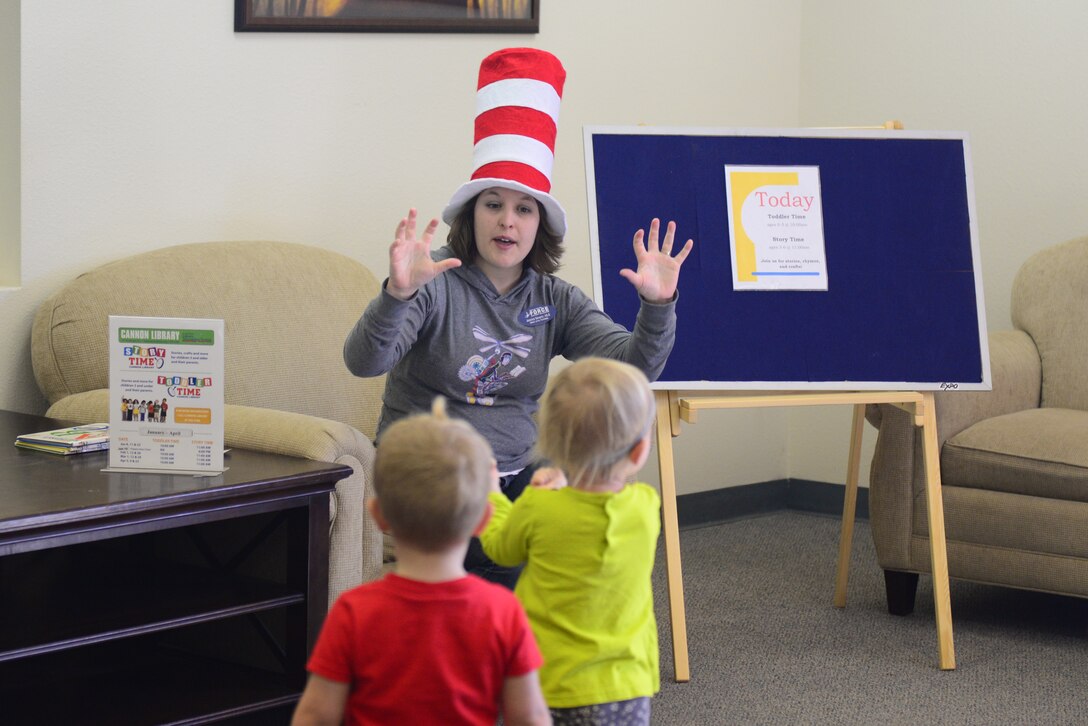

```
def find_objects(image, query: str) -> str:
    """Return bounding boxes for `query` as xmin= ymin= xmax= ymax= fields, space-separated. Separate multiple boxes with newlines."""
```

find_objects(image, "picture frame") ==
xmin=235 ymin=0 xmax=539 ymax=34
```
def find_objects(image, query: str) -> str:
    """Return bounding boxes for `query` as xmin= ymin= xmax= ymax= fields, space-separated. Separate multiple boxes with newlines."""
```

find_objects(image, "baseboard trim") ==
xmin=675 ymin=479 xmax=869 ymax=530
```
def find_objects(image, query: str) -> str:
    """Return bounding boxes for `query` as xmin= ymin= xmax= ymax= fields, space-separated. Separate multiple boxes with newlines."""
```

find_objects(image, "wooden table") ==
xmin=0 ymin=409 xmax=352 ymax=724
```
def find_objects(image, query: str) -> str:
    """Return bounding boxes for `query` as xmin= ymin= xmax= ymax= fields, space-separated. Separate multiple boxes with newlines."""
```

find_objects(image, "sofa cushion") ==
xmin=941 ymin=408 xmax=1088 ymax=503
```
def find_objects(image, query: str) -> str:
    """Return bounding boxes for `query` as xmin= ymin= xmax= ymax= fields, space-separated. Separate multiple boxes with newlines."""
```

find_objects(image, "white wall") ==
xmin=788 ymin=0 xmax=1088 ymax=485
xmin=6 ymin=1 xmax=801 ymax=494
xmin=799 ymin=0 xmax=1088 ymax=332
xmin=1 ymin=0 xmax=18 ymax=287
xmin=8 ymin=2 xmax=1087 ymax=495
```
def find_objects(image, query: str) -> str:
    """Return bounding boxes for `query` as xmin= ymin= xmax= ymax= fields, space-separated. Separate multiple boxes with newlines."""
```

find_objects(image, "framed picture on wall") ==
xmin=235 ymin=0 xmax=539 ymax=33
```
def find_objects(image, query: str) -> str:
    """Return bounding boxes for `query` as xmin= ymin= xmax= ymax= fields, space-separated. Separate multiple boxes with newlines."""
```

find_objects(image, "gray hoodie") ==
xmin=344 ymin=246 xmax=677 ymax=472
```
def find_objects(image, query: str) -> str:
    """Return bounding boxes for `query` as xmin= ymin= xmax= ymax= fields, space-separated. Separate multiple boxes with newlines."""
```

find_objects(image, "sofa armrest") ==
xmin=931 ymin=329 xmax=1041 ymax=447
xmin=866 ymin=328 xmax=1042 ymax=572
xmin=865 ymin=330 xmax=1041 ymax=442
xmin=45 ymin=389 xmax=113 ymax=423
xmin=45 ymin=391 xmax=381 ymax=605
xmin=224 ymin=405 xmax=382 ymax=603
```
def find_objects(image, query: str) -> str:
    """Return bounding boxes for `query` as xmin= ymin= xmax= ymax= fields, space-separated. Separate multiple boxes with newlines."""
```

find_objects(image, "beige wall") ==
xmin=5 ymin=1 xmax=1086 ymax=494
xmin=0 ymin=0 xmax=17 ymax=287
xmin=788 ymin=0 xmax=1088 ymax=484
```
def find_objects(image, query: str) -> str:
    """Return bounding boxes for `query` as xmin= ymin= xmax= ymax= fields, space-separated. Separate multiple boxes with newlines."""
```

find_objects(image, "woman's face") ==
xmin=472 ymin=187 xmax=541 ymax=293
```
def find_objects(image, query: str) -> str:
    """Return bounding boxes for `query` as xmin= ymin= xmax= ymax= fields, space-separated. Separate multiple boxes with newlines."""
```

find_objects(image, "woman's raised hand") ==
xmin=385 ymin=208 xmax=462 ymax=301
xmin=619 ymin=218 xmax=694 ymax=304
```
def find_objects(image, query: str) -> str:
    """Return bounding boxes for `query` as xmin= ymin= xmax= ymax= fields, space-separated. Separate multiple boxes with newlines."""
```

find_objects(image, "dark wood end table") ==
xmin=0 ymin=409 xmax=352 ymax=724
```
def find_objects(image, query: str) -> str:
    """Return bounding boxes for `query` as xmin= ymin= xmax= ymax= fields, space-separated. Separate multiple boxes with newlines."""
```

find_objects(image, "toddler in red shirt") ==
xmin=291 ymin=398 xmax=550 ymax=726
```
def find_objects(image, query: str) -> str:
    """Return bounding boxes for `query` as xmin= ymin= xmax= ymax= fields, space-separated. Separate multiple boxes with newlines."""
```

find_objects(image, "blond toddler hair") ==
xmin=373 ymin=397 xmax=494 ymax=552
xmin=536 ymin=357 xmax=655 ymax=487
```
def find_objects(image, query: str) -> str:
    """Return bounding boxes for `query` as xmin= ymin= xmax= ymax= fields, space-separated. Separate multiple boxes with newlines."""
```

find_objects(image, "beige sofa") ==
xmin=31 ymin=240 xmax=386 ymax=605
xmin=866 ymin=235 xmax=1088 ymax=613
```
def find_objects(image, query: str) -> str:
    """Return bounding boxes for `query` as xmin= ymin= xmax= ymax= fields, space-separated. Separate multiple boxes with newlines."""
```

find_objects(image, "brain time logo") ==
xmin=158 ymin=375 xmax=213 ymax=399
xmin=125 ymin=346 xmax=167 ymax=369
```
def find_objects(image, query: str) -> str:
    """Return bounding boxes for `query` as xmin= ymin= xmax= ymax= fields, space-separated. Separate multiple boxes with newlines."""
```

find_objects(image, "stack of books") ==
xmin=14 ymin=423 xmax=110 ymax=455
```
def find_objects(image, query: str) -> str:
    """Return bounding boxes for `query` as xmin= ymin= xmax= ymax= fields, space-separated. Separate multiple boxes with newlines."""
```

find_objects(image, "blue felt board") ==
xmin=584 ymin=127 xmax=989 ymax=390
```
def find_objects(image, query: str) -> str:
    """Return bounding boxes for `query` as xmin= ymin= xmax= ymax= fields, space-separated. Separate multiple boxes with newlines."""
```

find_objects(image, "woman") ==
xmin=343 ymin=47 xmax=692 ymax=586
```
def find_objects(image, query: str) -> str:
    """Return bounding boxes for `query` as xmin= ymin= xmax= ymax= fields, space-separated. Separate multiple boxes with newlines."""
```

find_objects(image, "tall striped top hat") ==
xmin=442 ymin=47 xmax=567 ymax=236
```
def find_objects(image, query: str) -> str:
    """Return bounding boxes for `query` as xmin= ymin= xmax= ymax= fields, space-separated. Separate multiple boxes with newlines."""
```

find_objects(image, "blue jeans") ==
xmin=464 ymin=461 xmax=540 ymax=589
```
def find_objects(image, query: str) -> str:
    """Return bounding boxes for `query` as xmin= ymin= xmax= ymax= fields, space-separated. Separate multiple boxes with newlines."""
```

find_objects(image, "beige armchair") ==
xmin=31 ymin=240 xmax=386 ymax=605
xmin=866 ymin=234 xmax=1088 ymax=614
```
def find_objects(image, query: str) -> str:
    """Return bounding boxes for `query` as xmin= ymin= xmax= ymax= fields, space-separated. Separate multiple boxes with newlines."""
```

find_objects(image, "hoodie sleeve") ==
xmin=555 ymin=282 xmax=678 ymax=382
xmin=343 ymin=280 xmax=431 ymax=377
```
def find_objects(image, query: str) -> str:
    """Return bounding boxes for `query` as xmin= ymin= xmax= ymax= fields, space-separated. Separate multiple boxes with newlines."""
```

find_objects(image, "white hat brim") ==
xmin=442 ymin=178 xmax=567 ymax=237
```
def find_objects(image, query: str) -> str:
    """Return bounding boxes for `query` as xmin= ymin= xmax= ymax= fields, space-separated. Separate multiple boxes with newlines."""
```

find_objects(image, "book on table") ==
xmin=14 ymin=423 xmax=110 ymax=455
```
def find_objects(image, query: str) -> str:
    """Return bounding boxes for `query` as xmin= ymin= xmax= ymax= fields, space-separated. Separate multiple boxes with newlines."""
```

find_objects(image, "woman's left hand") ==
xmin=619 ymin=218 xmax=694 ymax=304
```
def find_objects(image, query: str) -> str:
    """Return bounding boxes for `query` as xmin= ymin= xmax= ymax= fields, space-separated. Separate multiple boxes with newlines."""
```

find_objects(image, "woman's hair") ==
xmin=446 ymin=190 xmax=564 ymax=274
xmin=373 ymin=397 xmax=494 ymax=552
xmin=536 ymin=358 xmax=656 ymax=487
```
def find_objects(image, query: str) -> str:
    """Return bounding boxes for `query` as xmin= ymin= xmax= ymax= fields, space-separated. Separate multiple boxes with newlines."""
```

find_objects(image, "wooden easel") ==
xmin=655 ymin=388 xmax=956 ymax=680
xmin=655 ymin=119 xmax=957 ymax=680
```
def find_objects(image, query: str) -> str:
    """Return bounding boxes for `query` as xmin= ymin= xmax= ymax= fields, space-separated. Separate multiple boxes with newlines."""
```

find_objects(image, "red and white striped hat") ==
xmin=442 ymin=47 xmax=567 ymax=236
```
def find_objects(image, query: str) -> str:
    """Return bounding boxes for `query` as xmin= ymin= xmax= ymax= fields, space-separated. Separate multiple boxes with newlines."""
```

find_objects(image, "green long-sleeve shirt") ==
xmin=480 ymin=483 xmax=661 ymax=708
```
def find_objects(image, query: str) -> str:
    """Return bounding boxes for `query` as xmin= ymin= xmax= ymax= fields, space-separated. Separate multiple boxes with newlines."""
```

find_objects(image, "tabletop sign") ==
xmin=108 ymin=316 xmax=226 ymax=474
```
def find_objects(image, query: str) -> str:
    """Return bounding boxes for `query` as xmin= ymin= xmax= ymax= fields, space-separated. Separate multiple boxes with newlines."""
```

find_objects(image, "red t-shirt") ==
xmin=307 ymin=573 xmax=543 ymax=725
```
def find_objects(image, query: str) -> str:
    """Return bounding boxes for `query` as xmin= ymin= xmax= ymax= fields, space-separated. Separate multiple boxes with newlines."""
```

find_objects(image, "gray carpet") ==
xmin=650 ymin=512 xmax=1088 ymax=725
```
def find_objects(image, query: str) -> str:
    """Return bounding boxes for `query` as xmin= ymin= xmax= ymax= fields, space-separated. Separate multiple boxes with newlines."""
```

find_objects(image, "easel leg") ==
xmin=919 ymin=392 xmax=956 ymax=670
xmin=655 ymin=390 xmax=690 ymax=682
xmin=833 ymin=404 xmax=866 ymax=608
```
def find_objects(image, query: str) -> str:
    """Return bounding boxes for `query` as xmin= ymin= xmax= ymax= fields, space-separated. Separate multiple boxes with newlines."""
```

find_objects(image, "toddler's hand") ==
xmin=530 ymin=466 xmax=568 ymax=490
xmin=488 ymin=459 xmax=501 ymax=493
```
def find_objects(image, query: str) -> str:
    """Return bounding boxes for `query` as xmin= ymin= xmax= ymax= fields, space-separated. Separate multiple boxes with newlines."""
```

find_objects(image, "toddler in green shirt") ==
xmin=481 ymin=357 xmax=661 ymax=726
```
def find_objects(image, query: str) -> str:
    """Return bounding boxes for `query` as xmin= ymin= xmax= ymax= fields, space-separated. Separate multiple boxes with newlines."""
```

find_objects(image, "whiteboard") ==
xmin=584 ymin=126 xmax=990 ymax=391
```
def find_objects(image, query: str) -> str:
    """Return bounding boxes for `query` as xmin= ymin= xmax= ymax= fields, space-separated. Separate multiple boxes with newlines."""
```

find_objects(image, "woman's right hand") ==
xmin=385 ymin=208 xmax=462 ymax=301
